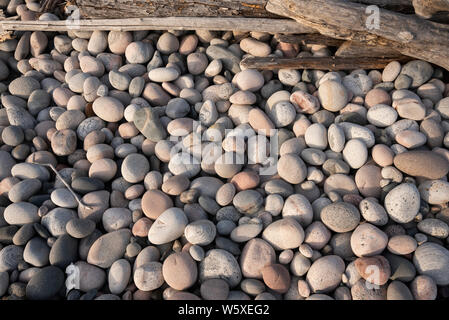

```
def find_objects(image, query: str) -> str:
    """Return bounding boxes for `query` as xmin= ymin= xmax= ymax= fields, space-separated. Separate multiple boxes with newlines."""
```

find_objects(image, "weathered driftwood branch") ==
xmin=0 ymin=17 xmax=315 ymax=33
xmin=274 ymin=34 xmax=345 ymax=47
xmin=74 ymin=0 xmax=278 ymax=19
xmin=240 ymin=56 xmax=411 ymax=71
xmin=72 ymin=0 xmax=416 ymax=18
xmin=335 ymin=41 xmax=405 ymax=58
xmin=266 ymin=0 xmax=449 ymax=70
xmin=412 ymin=0 xmax=449 ymax=18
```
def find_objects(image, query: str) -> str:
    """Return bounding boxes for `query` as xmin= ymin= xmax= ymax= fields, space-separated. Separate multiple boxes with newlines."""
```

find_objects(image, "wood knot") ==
xmin=398 ymin=31 xmax=414 ymax=43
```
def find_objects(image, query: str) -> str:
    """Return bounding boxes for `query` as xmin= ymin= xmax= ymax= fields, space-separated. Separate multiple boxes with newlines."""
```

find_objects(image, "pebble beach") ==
xmin=0 ymin=0 xmax=449 ymax=301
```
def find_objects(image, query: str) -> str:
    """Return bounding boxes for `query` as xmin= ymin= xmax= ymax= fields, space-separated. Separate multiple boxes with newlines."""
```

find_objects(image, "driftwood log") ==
xmin=335 ymin=41 xmax=404 ymax=58
xmin=266 ymin=0 xmax=449 ymax=70
xmin=274 ymin=34 xmax=345 ymax=47
xmin=71 ymin=0 xmax=429 ymax=19
xmin=73 ymin=0 xmax=278 ymax=19
xmin=0 ymin=17 xmax=313 ymax=33
xmin=240 ymin=56 xmax=411 ymax=70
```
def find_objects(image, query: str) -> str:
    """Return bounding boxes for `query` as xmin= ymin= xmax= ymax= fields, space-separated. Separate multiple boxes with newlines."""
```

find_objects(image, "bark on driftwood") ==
xmin=335 ymin=41 xmax=404 ymax=58
xmin=74 ymin=0 xmax=278 ymax=19
xmin=266 ymin=0 xmax=449 ymax=70
xmin=274 ymin=34 xmax=345 ymax=47
xmin=240 ymin=56 xmax=410 ymax=71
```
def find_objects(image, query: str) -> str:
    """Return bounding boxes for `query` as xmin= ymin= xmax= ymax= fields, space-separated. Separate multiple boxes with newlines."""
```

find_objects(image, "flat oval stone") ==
xmin=109 ymin=259 xmax=131 ymax=294
xmin=162 ymin=252 xmax=198 ymax=290
xmin=142 ymin=83 xmax=171 ymax=107
xmin=388 ymin=235 xmax=417 ymax=255
xmin=413 ymin=242 xmax=449 ymax=285
xmin=320 ymin=202 xmax=360 ymax=233
xmin=215 ymin=183 xmax=236 ymax=206
xmin=50 ymin=188 xmax=78 ymax=208
xmin=305 ymin=123 xmax=327 ymax=150
xmin=11 ymin=163 xmax=49 ymax=181
xmin=367 ymin=104 xmax=398 ymax=127
xmin=418 ymin=180 xmax=449 ymax=205
xmin=248 ymin=108 xmax=275 ymax=136
xmin=141 ymin=189 xmax=173 ymax=220
xmin=351 ymin=223 xmax=388 ymax=257
xmin=282 ymin=194 xmax=313 ymax=227
xmin=49 ymin=234 xmax=78 ymax=268
xmin=134 ymin=262 xmax=164 ymax=291
xmin=190 ymin=176 xmax=224 ymax=198
xmin=354 ymin=255 xmax=391 ymax=286
xmin=262 ymin=218 xmax=305 ymax=250
xmin=4 ymin=202 xmax=39 ymax=226
xmin=396 ymin=130 xmax=426 ymax=148
xmin=24 ymin=237 xmax=50 ymax=267
xmin=417 ymin=218 xmax=449 ymax=239
xmin=147 ymin=208 xmax=188 ymax=245
xmin=26 ymin=266 xmax=64 ymax=300
xmin=9 ymin=76 xmax=40 ymax=99
xmin=240 ymin=238 xmax=276 ymax=279
xmin=230 ymin=222 xmax=263 ymax=243
xmin=318 ymin=80 xmax=349 ymax=112
xmin=71 ymin=177 xmax=105 ymax=194
xmin=394 ymin=151 xmax=449 ymax=179
xmin=121 ymin=153 xmax=150 ymax=183
xmin=410 ymin=275 xmax=437 ymax=300
xmin=384 ymin=183 xmax=420 ymax=224
xmin=234 ymin=69 xmax=264 ymax=92
xmin=92 ymin=96 xmax=124 ymax=122
xmin=359 ymin=198 xmax=388 ymax=226
xmin=199 ymin=249 xmax=242 ymax=288
xmin=102 ymin=208 xmax=132 ymax=232
xmin=342 ymin=139 xmax=368 ymax=169
xmin=8 ymin=178 xmax=41 ymax=203
xmin=306 ymin=255 xmax=345 ymax=293
xmin=304 ymin=221 xmax=331 ymax=250
xmin=355 ymin=165 xmax=382 ymax=198
xmin=148 ymin=67 xmax=180 ymax=82
xmin=184 ymin=219 xmax=216 ymax=246
xmin=0 ymin=245 xmax=23 ymax=272
xmin=277 ymin=153 xmax=307 ymax=184
xmin=13 ymin=224 xmax=35 ymax=246
xmin=387 ymin=280 xmax=413 ymax=300
xmin=233 ymin=190 xmax=263 ymax=215
xmin=87 ymin=229 xmax=131 ymax=268
xmin=290 ymin=90 xmax=320 ymax=114
xmin=66 ymin=218 xmax=96 ymax=239
xmin=324 ymin=173 xmax=357 ymax=196
xmin=261 ymin=264 xmax=290 ymax=294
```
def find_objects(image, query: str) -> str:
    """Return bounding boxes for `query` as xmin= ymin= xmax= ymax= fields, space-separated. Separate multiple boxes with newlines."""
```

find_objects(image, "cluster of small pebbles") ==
xmin=0 ymin=22 xmax=448 ymax=301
